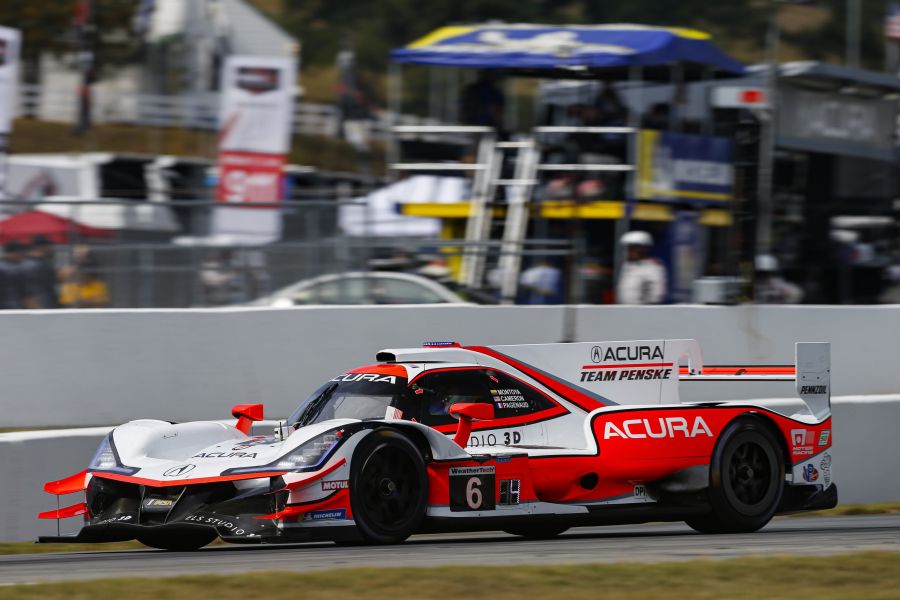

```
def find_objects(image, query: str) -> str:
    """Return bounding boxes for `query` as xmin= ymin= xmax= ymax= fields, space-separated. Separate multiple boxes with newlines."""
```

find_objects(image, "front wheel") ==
xmin=137 ymin=529 xmax=218 ymax=551
xmin=349 ymin=429 xmax=428 ymax=544
xmin=686 ymin=417 xmax=784 ymax=534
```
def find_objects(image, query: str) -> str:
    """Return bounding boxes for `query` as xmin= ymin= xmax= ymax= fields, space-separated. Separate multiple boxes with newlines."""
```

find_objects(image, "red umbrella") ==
xmin=0 ymin=210 xmax=114 ymax=244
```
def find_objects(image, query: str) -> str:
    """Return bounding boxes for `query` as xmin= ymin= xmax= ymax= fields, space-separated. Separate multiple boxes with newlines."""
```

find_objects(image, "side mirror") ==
xmin=449 ymin=402 xmax=494 ymax=447
xmin=232 ymin=404 xmax=264 ymax=435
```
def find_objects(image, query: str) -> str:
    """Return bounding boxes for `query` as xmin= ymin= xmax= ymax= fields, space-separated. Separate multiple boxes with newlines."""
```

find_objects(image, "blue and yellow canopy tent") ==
xmin=391 ymin=23 xmax=744 ymax=79
xmin=388 ymin=23 xmax=743 ymax=226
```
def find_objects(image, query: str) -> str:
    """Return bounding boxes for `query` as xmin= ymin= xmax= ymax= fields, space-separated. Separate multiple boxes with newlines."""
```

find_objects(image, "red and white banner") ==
xmin=217 ymin=56 xmax=295 ymax=204
xmin=217 ymin=151 xmax=286 ymax=205
xmin=0 ymin=27 xmax=21 ymax=199
xmin=214 ymin=55 xmax=295 ymax=242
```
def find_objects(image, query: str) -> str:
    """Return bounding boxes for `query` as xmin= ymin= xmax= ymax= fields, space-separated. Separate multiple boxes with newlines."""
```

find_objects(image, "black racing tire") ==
xmin=137 ymin=529 xmax=218 ymax=551
xmin=349 ymin=428 xmax=429 ymax=544
xmin=503 ymin=524 xmax=569 ymax=539
xmin=686 ymin=416 xmax=785 ymax=534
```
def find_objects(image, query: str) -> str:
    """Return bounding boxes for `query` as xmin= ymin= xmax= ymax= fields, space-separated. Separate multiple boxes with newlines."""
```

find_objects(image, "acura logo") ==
xmin=163 ymin=464 xmax=196 ymax=477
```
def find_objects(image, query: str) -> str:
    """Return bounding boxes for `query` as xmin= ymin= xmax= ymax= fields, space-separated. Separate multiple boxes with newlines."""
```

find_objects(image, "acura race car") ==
xmin=39 ymin=339 xmax=836 ymax=550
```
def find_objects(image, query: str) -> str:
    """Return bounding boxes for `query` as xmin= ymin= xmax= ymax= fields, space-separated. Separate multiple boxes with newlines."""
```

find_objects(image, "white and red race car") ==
xmin=39 ymin=339 xmax=835 ymax=550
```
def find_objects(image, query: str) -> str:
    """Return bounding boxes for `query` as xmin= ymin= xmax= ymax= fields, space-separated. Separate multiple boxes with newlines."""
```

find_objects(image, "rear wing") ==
xmin=679 ymin=342 xmax=831 ymax=421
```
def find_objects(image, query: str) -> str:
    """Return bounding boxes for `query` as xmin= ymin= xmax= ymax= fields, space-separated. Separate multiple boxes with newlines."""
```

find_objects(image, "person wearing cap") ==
xmin=754 ymin=254 xmax=803 ymax=304
xmin=616 ymin=231 xmax=667 ymax=305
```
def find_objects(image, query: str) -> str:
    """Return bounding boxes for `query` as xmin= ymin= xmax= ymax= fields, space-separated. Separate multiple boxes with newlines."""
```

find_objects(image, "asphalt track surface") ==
xmin=2 ymin=515 xmax=899 ymax=585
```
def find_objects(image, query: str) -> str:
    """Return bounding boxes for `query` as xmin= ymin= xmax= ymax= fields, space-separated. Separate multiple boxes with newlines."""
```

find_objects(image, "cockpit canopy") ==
xmin=287 ymin=367 xmax=559 ymax=430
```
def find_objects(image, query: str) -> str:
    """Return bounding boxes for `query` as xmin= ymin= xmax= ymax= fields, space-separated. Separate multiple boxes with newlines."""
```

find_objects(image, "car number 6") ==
xmin=466 ymin=477 xmax=483 ymax=509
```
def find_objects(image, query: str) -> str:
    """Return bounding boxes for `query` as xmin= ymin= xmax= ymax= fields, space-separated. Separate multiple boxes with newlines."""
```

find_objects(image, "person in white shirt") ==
xmin=754 ymin=254 xmax=803 ymax=304
xmin=616 ymin=231 xmax=667 ymax=304
xmin=519 ymin=260 xmax=563 ymax=304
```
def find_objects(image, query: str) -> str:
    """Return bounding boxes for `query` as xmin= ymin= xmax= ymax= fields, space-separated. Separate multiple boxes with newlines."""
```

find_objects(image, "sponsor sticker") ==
xmin=801 ymin=464 xmax=819 ymax=483
xmin=305 ymin=509 xmax=346 ymax=521
xmin=818 ymin=430 xmax=831 ymax=446
xmin=581 ymin=368 xmax=672 ymax=383
xmin=143 ymin=498 xmax=174 ymax=508
xmin=819 ymin=452 xmax=833 ymax=487
xmin=95 ymin=514 xmax=134 ymax=525
xmin=603 ymin=416 xmax=712 ymax=440
xmin=321 ymin=480 xmax=349 ymax=491
xmin=162 ymin=464 xmax=196 ymax=477
xmin=590 ymin=345 xmax=664 ymax=363
xmin=634 ymin=485 xmax=648 ymax=499
xmin=790 ymin=429 xmax=814 ymax=455
xmin=449 ymin=466 xmax=496 ymax=476
xmin=183 ymin=513 xmax=250 ymax=535
xmin=331 ymin=373 xmax=397 ymax=384
xmin=192 ymin=451 xmax=259 ymax=459
xmin=499 ymin=479 xmax=521 ymax=505
xmin=449 ymin=466 xmax=496 ymax=512
xmin=799 ymin=385 xmax=827 ymax=395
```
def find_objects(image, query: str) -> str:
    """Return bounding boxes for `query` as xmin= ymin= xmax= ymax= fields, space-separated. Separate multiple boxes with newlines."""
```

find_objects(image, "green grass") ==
xmin=0 ymin=541 xmax=145 ymax=555
xmin=2 ymin=552 xmax=899 ymax=599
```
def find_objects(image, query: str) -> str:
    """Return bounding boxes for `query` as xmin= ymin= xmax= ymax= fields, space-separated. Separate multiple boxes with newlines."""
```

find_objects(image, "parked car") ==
xmin=251 ymin=271 xmax=467 ymax=306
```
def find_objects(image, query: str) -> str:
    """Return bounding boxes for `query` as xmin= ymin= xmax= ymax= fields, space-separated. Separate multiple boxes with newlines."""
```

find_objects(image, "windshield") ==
xmin=288 ymin=374 xmax=409 ymax=427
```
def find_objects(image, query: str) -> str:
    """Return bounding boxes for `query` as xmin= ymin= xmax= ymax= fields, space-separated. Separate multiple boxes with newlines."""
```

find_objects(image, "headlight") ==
xmin=276 ymin=431 xmax=341 ymax=470
xmin=88 ymin=434 xmax=137 ymax=474
xmin=225 ymin=429 xmax=344 ymax=475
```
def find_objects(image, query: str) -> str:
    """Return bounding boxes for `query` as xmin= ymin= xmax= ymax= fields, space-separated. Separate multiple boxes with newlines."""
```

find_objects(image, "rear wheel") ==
xmin=686 ymin=417 xmax=784 ymax=534
xmin=137 ymin=529 xmax=218 ymax=551
xmin=349 ymin=429 xmax=428 ymax=544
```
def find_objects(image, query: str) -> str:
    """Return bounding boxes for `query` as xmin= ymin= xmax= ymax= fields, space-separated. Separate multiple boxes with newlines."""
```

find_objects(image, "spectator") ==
xmin=22 ymin=235 xmax=59 ymax=309
xmin=200 ymin=250 xmax=246 ymax=306
xmin=617 ymin=231 xmax=667 ymax=304
xmin=591 ymin=80 xmax=628 ymax=126
xmin=642 ymin=102 xmax=672 ymax=130
xmin=754 ymin=255 xmax=803 ymax=304
xmin=59 ymin=254 xmax=110 ymax=308
xmin=519 ymin=259 xmax=563 ymax=305
xmin=460 ymin=70 xmax=506 ymax=131
xmin=0 ymin=242 xmax=34 ymax=309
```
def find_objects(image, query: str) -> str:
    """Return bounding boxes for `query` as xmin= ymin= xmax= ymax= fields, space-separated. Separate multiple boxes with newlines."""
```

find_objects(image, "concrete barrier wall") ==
xmin=1 ymin=305 xmax=898 ymax=428
xmin=0 ymin=306 xmax=568 ymax=428
xmin=4 ymin=395 xmax=898 ymax=542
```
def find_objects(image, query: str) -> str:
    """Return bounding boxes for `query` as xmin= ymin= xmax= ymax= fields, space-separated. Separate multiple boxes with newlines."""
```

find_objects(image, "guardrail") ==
xmin=16 ymin=85 xmax=441 ymax=142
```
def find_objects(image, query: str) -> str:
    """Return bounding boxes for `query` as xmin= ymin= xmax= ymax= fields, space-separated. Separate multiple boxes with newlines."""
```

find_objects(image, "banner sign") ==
xmin=636 ymin=130 xmax=734 ymax=203
xmin=778 ymin=86 xmax=896 ymax=160
xmin=0 ymin=27 xmax=21 ymax=199
xmin=216 ymin=56 xmax=295 ymax=206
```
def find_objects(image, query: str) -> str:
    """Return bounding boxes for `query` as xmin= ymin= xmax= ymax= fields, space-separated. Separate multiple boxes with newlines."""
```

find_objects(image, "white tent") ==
xmin=339 ymin=175 xmax=469 ymax=237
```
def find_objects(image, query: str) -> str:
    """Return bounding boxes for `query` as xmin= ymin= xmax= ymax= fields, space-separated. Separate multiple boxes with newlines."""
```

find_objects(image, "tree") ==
xmin=0 ymin=0 xmax=137 ymax=85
